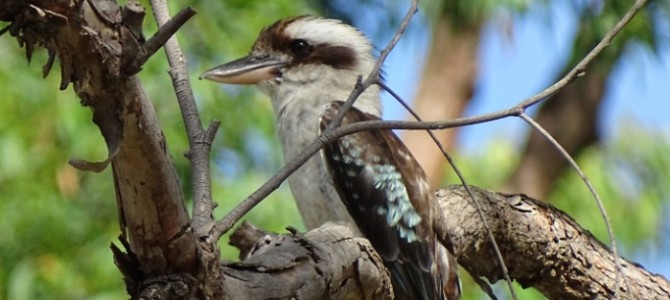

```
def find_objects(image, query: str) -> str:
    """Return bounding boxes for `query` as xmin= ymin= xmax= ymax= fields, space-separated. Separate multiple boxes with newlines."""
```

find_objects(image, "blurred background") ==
xmin=0 ymin=0 xmax=668 ymax=299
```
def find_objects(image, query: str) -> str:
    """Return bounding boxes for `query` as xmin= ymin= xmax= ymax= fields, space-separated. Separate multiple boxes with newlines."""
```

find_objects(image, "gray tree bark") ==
xmin=437 ymin=186 xmax=670 ymax=299
xmin=230 ymin=186 xmax=670 ymax=299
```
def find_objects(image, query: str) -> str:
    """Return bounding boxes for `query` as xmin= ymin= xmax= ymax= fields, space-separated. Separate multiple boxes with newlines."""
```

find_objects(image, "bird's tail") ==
xmin=434 ymin=241 xmax=461 ymax=299
xmin=386 ymin=242 xmax=461 ymax=300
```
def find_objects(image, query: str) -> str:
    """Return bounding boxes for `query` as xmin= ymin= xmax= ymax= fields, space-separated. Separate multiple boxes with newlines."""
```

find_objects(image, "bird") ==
xmin=201 ymin=15 xmax=460 ymax=299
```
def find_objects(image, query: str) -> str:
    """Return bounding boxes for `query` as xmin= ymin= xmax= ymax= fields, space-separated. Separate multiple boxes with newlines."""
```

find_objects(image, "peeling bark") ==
xmin=0 ymin=0 xmax=198 ymax=296
xmin=437 ymin=185 xmax=670 ymax=299
xmin=224 ymin=223 xmax=393 ymax=300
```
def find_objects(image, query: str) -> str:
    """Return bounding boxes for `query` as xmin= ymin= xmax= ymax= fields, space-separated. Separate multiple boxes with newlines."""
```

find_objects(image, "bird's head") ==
xmin=201 ymin=16 xmax=380 ymax=116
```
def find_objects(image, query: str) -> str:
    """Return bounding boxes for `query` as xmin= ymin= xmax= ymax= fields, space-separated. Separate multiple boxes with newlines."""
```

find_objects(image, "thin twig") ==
xmin=516 ymin=0 xmax=648 ymax=110
xmin=149 ymin=0 xmax=219 ymax=238
xmin=212 ymin=0 xmax=420 ymax=240
xmin=378 ymin=81 xmax=512 ymax=300
xmin=519 ymin=113 xmax=631 ymax=297
xmin=498 ymin=0 xmax=648 ymax=295
xmin=140 ymin=8 xmax=196 ymax=68
xmin=327 ymin=0 xmax=418 ymax=129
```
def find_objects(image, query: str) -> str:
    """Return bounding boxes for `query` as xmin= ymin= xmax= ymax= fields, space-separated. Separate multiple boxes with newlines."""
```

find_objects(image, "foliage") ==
xmin=0 ymin=1 xmax=312 ymax=298
xmin=566 ymin=0 xmax=664 ymax=70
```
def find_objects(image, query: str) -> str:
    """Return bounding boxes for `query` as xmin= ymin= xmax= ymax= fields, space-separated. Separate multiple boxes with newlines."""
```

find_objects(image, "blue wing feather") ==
xmin=319 ymin=101 xmax=460 ymax=299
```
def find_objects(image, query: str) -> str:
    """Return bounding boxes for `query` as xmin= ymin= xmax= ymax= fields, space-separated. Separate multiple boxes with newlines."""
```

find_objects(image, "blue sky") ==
xmin=355 ymin=0 xmax=670 ymax=278
xmin=375 ymin=1 xmax=670 ymax=150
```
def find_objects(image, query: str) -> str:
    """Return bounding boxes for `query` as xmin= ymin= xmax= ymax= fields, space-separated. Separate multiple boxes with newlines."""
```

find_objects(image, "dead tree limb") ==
xmin=437 ymin=186 xmax=670 ymax=299
xmin=232 ymin=188 xmax=670 ymax=299
xmin=224 ymin=222 xmax=392 ymax=300
xmin=0 ymin=0 xmax=199 ymax=296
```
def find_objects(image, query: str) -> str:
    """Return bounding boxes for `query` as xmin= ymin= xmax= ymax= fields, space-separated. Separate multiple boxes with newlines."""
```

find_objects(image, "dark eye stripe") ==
xmin=253 ymin=18 xmax=358 ymax=70
xmin=298 ymin=44 xmax=356 ymax=70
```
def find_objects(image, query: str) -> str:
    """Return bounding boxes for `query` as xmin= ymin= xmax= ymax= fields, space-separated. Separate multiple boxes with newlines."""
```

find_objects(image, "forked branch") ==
xmin=149 ymin=0 xmax=220 ymax=238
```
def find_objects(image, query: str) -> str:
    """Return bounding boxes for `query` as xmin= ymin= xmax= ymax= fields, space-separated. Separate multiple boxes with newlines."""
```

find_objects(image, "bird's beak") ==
xmin=199 ymin=54 xmax=286 ymax=85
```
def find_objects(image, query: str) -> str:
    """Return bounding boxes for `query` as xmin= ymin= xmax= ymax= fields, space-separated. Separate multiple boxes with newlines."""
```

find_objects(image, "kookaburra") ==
xmin=201 ymin=16 xmax=461 ymax=299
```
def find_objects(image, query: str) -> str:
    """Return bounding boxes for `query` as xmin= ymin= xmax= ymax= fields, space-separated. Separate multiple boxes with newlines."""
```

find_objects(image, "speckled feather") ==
xmin=319 ymin=101 xmax=459 ymax=299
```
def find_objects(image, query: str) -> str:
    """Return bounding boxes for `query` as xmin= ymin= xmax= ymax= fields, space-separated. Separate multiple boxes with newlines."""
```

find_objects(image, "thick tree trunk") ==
xmin=402 ymin=17 xmax=480 ymax=187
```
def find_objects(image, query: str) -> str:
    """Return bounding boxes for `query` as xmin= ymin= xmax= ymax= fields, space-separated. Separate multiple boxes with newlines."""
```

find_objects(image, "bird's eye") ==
xmin=290 ymin=39 xmax=312 ymax=57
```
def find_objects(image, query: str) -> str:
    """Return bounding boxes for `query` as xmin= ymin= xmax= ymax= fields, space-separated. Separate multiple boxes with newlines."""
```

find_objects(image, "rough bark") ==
xmin=402 ymin=17 xmax=480 ymax=187
xmin=0 ymin=0 xmax=199 ymax=296
xmin=438 ymin=185 xmax=670 ymax=299
xmin=230 ymin=186 xmax=670 ymax=299
xmin=225 ymin=222 xmax=393 ymax=300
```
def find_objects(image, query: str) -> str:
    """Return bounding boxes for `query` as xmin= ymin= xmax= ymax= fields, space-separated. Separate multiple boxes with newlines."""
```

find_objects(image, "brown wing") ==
xmin=319 ymin=101 xmax=463 ymax=299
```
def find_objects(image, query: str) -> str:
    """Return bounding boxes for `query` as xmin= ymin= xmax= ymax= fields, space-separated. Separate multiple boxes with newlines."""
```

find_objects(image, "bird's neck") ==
xmin=269 ymin=72 xmax=382 ymax=161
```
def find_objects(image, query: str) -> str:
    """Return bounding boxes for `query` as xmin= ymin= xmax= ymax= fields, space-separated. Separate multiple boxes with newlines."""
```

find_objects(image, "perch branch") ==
xmin=222 ymin=223 xmax=393 ymax=299
xmin=226 ymin=188 xmax=670 ymax=299
xmin=437 ymin=186 xmax=669 ymax=299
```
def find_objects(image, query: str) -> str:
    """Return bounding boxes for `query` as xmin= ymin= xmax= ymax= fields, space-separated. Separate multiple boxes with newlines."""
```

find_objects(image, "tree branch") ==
xmin=224 ymin=223 xmax=393 ymax=299
xmin=225 ymin=186 xmax=669 ymax=299
xmin=1 ymin=0 xmax=199 ymax=294
xmin=437 ymin=185 xmax=669 ymax=299
xmin=149 ymin=0 xmax=219 ymax=238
